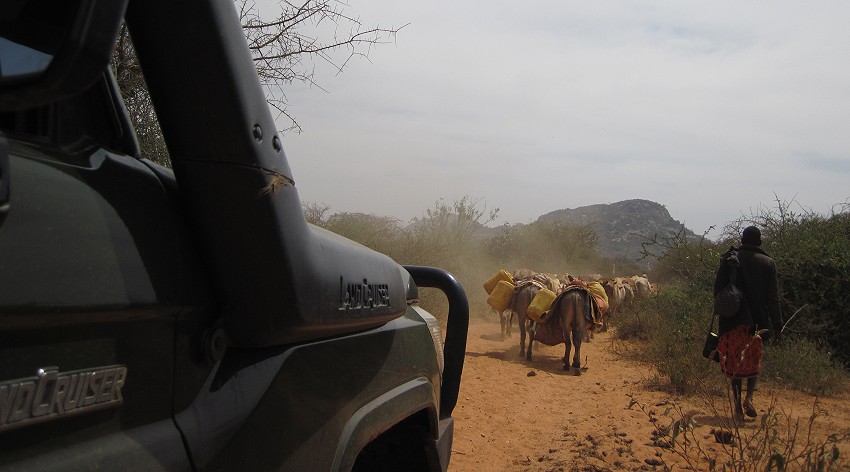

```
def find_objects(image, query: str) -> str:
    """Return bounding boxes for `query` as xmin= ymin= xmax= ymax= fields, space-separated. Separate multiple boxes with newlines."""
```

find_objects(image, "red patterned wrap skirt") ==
xmin=718 ymin=324 xmax=763 ymax=379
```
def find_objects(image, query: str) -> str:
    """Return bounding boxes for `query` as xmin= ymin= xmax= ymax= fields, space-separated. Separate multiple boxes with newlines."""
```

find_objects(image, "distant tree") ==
xmin=400 ymin=196 xmax=495 ymax=265
xmin=303 ymin=201 xmax=332 ymax=226
xmin=414 ymin=196 xmax=498 ymax=251
xmin=484 ymin=220 xmax=599 ymax=274
xmin=112 ymin=0 xmax=403 ymax=165
xmin=404 ymin=196 xmax=499 ymax=318
xmin=536 ymin=220 xmax=598 ymax=263
xmin=112 ymin=23 xmax=169 ymax=165
xmin=324 ymin=212 xmax=403 ymax=254
xmin=483 ymin=222 xmax=518 ymax=263
xmin=638 ymin=225 xmax=720 ymax=284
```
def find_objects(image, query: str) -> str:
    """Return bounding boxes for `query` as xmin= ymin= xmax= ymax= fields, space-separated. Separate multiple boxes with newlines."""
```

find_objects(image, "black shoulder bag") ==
xmin=714 ymin=251 xmax=744 ymax=319
xmin=703 ymin=251 xmax=743 ymax=361
xmin=702 ymin=312 xmax=720 ymax=361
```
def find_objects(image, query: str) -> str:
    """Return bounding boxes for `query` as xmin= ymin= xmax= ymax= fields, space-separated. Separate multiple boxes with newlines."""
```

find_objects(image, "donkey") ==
xmin=493 ymin=307 xmax=513 ymax=340
xmin=526 ymin=287 xmax=589 ymax=375
xmin=509 ymin=281 xmax=540 ymax=359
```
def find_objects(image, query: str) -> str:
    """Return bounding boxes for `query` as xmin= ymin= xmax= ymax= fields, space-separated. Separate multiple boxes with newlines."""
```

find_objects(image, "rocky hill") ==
xmin=536 ymin=199 xmax=696 ymax=263
xmin=411 ymin=199 xmax=696 ymax=266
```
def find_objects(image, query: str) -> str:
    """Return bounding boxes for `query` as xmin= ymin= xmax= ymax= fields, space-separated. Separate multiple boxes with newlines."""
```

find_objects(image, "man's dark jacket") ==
xmin=713 ymin=244 xmax=782 ymax=339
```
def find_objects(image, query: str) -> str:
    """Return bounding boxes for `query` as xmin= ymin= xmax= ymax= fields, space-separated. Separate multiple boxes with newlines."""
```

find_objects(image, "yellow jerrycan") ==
xmin=483 ymin=269 xmax=514 ymax=294
xmin=486 ymin=280 xmax=515 ymax=311
xmin=527 ymin=288 xmax=556 ymax=321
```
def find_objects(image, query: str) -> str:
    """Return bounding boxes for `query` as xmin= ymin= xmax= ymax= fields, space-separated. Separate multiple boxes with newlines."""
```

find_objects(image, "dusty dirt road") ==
xmin=448 ymin=320 xmax=850 ymax=471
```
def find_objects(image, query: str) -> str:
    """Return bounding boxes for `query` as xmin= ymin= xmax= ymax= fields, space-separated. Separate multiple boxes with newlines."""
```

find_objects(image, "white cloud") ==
xmin=279 ymin=1 xmax=850 ymax=238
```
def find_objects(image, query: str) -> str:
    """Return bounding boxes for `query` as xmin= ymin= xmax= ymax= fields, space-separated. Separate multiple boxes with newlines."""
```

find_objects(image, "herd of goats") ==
xmin=482 ymin=269 xmax=654 ymax=375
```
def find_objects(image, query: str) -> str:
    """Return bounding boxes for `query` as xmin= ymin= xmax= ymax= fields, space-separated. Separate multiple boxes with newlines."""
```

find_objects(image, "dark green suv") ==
xmin=0 ymin=1 xmax=468 ymax=470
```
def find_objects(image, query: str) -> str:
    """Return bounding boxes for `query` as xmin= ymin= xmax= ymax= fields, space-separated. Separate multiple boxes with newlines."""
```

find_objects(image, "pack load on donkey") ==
xmin=527 ymin=288 xmax=557 ymax=321
xmin=532 ymin=277 xmax=608 ymax=346
xmin=484 ymin=270 xmax=558 ymax=314
xmin=484 ymin=269 xmax=516 ymax=312
xmin=584 ymin=280 xmax=609 ymax=326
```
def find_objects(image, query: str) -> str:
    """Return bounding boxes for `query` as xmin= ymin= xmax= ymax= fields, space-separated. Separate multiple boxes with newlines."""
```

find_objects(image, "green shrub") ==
xmin=611 ymin=299 xmax=651 ymax=343
xmin=761 ymin=338 xmax=848 ymax=396
xmin=624 ymin=284 xmax=848 ymax=397
xmin=618 ymin=278 xmax=848 ymax=397
xmin=770 ymin=213 xmax=850 ymax=365
xmin=630 ymin=199 xmax=850 ymax=395
xmin=615 ymin=282 xmax=719 ymax=394
xmin=715 ymin=201 xmax=850 ymax=364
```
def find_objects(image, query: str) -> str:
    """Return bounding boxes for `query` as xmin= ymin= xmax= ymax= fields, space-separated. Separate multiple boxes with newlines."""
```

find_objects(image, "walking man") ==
xmin=713 ymin=226 xmax=783 ymax=421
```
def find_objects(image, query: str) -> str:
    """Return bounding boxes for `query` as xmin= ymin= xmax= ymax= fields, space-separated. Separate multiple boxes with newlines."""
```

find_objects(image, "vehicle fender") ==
xmin=331 ymin=377 xmax=438 ymax=471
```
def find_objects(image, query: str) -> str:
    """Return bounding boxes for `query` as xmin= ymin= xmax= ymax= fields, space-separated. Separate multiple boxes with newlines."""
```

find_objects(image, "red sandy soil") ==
xmin=448 ymin=319 xmax=850 ymax=471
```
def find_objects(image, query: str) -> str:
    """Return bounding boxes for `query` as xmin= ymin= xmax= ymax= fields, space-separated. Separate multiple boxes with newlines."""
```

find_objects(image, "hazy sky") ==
xmin=278 ymin=1 xmax=850 ymax=239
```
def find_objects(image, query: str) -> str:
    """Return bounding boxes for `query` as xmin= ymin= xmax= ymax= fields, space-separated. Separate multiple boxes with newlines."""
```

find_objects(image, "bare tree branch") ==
xmin=237 ymin=0 xmax=405 ymax=132
xmin=112 ymin=0 xmax=405 ymax=160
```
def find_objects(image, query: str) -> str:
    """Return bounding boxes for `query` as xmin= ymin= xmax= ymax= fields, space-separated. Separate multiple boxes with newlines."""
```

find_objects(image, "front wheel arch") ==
xmin=331 ymin=378 xmax=439 ymax=471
